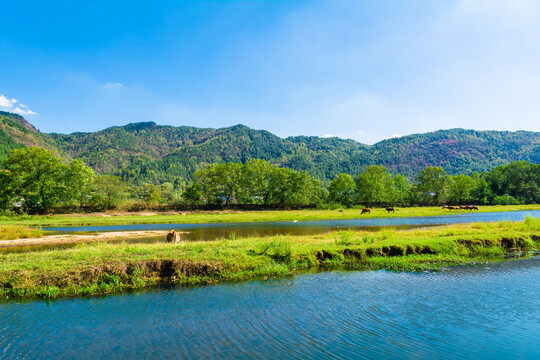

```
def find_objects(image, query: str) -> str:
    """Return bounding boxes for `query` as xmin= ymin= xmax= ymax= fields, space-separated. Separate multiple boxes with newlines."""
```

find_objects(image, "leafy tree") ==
xmin=447 ymin=174 xmax=476 ymax=205
xmin=356 ymin=165 xmax=396 ymax=206
xmin=267 ymin=168 xmax=323 ymax=206
xmin=3 ymin=147 xmax=67 ymax=213
xmin=328 ymin=173 xmax=356 ymax=206
xmin=0 ymin=169 xmax=15 ymax=211
xmin=143 ymin=184 xmax=162 ymax=205
xmin=413 ymin=167 xmax=449 ymax=205
xmin=90 ymin=175 xmax=128 ymax=210
xmin=393 ymin=174 xmax=412 ymax=206
xmin=182 ymin=183 xmax=204 ymax=204
xmin=194 ymin=163 xmax=242 ymax=205
xmin=469 ymin=173 xmax=491 ymax=205
xmin=65 ymin=159 xmax=96 ymax=210
xmin=239 ymin=159 xmax=274 ymax=204
xmin=485 ymin=161 xmax=539 ymax=204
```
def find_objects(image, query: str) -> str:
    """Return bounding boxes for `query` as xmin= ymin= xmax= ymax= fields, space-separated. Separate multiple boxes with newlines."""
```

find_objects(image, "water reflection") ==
xmin=0 ymin=258 xmax=538 ymax=359
xmin=2 ymin=210 xmax=538 ymax=253
xmin=44 ymin=210 xmax=540 ymax=239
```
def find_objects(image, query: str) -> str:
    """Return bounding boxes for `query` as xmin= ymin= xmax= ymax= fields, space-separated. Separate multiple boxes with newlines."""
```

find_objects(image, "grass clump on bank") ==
xmin=0 ymin=218 xmax=539 ymax=300
xmin=0 ymin=225 xmax=43 ymax=240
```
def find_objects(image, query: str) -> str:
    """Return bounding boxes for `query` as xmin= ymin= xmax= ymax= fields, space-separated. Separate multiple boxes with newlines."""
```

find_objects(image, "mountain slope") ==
xmin=1 ymin=112 xmax=538 ymax=183
xmin=0 ymin=112 xmax=66 ymax=160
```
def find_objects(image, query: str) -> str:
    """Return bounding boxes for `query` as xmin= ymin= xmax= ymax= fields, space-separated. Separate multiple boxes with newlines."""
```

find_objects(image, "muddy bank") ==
xmin=0 ymin=231 xmax=182 ymax=248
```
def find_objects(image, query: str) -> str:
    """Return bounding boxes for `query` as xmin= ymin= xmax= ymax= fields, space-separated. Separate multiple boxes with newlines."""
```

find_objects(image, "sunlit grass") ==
xmin=0 ymin=204 xmax=538 ymax=227
xmin=0 ymin=219 xmax=538 ymax=299
xmin=0 ymin=225 xmax=43 ymax=240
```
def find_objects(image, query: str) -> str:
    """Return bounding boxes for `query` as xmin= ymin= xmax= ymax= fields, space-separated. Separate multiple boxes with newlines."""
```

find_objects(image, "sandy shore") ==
xmin=0 ymin=230 xmax=177 ymax=248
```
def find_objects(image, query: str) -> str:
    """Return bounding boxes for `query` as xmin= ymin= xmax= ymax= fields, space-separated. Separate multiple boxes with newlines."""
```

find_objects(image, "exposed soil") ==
xmin=0 ymin=231 xmax=182 ymax=247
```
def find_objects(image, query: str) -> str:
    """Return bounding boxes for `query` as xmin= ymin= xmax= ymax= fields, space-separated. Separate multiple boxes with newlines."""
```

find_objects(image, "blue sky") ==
xmin=1 ymin=0 xmax=539 ymax=144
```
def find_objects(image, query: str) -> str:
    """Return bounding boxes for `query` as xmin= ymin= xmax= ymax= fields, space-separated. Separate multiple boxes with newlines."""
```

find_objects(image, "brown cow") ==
xmin=166 ymin=230 xmax=180 ymax=244
xmin=361 ymin=208 xmax=371 ymax=215
xmin=385 ymin=207 xmax=395 ymax=213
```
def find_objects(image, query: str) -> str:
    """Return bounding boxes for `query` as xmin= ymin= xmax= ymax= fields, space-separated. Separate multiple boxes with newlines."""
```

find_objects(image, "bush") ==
xmin=493 ymin=194 xmax=521 ymax=205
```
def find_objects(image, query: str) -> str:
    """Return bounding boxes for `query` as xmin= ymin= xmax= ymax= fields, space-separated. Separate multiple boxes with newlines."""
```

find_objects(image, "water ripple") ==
xmin=1 ymin=258 xmax=539 ymax=359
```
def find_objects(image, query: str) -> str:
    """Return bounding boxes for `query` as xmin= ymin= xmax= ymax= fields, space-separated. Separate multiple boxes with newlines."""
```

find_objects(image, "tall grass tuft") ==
xmin=0 ymin=225 xmax=43 ymax=240
xmin=523 ymin=216 xmax=540 ymax=231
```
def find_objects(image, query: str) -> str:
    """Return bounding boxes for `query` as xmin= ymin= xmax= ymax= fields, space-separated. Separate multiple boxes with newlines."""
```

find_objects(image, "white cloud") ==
xmin=382 ymin=134 xmax=402 ymax=141
xmin=12 ymin=107 xmax=37 ymax=116
xmin=0 ymin=94 xmax=37 ymax=115
xmin=102 ymin=82 xmax=123 ymax=88
xmin=322 ymin=134 xmax=335 ymax=138
xmin=0 ymin=95 xmax=16 ymax=108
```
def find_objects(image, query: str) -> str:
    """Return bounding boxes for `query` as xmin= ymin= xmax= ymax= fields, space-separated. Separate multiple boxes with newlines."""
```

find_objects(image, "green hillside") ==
xmin=1 ymin=112 xmax=538 ymax=184
xmin=0 ymin=112 xmax=66 ymax=161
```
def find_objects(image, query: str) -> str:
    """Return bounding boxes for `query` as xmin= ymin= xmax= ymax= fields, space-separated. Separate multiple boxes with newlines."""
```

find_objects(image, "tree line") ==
xmin=0 ymin=147 xmax=538 ymax=214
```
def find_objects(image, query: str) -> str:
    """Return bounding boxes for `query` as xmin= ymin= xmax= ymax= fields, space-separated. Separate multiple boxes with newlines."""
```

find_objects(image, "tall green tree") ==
xmin=356 ymin=165 xmax=396 ymax=206
xmin=181 ymin=183 xmax=203 ymax=204
xmin=65 ymin=159 xmax=96 ymax=210
xmin=413 ymin=166 xmax=449 ymax=205
xmin=3 ymin=147 xmax=67 ymax=213
xmin=267 ymin=168 xmax=324 ymax=206
xmin=239 ymin=159 xmax=274 ymax=204
xmin=328 ymin=173 xmax=356 ymax=206
xmin=0 ymin=169 xmax=15 ymax=211
xmin=485 ymin=161 xmax=540 ymax=204
xmin=91 ymin=175 xmax=128 ymax=210
xmin=143 ymin=184 xmax=162 ymax=205
xmin=447 ymin=174 xmax=476 ymax=205
xmin=393 ymin=174 xmax=412 ymax=206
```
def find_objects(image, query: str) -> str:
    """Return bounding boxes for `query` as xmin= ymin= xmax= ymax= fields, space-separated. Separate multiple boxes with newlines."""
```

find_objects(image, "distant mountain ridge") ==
xmin=0 ymin=111 xmax=538 ymax=184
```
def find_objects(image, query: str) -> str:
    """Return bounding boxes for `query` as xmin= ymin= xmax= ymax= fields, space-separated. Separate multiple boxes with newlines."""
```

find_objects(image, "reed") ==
xmin=0 ymin=225 xmax=43 ymax=240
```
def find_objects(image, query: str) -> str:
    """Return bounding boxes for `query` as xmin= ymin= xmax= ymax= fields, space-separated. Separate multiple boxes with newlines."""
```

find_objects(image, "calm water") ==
xmin=1 ymin=258 xmax=539 ymax=359
xmin=44 ymin=210 xmax=540 ymax=242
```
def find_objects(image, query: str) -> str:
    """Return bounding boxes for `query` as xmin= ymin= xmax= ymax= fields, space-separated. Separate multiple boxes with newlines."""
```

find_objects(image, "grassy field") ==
xmin=1 ymin=217 xmax=538 ymax=299
xmin=1 ymin=204 xmax=539 ymax=228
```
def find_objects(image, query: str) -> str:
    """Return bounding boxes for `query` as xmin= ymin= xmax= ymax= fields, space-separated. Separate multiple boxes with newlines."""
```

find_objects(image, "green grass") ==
xmin=0 ymin=217 xmax=538 ymax=300
xmin=0 ymin=204 xmax=539 ymax=227
xmin=0 ymin=225 xmax=43 ymax=240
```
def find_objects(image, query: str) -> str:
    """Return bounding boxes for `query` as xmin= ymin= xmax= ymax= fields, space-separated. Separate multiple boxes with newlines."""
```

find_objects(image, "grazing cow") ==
xmin=166 ymin=230 xmax=180 ymax=244
xmin=385 ymin=207 xmax=395 ymax=213
xmin=361 ymin=208 xmax=371 ymax=215
xmin=445 ymin=206 xmax=459 ymax=210
xmin=470 ymin=205 xmax=479 ymax=210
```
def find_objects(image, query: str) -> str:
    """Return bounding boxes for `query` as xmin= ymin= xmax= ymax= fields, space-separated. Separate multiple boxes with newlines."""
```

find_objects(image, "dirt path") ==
xmin=0 ymin=230 xmax=177 ymax=247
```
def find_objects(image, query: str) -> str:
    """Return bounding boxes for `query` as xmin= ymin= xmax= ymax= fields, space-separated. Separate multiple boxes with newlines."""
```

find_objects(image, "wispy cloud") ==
xmin=102 ymin=82 xmax=123 ymax=88
xmin=0 ymin=94 xmax=37 ymax=115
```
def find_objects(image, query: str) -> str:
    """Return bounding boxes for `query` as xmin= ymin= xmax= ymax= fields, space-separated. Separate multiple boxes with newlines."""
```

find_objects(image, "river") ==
xmin=1 ymin=258 xmax=538 ymax=359
xmin=44 ymin=209 xmax=540 ymax=242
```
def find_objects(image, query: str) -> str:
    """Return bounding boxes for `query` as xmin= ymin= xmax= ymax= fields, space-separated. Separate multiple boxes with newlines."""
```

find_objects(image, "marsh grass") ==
xmin=0 ymin=219 xmax=538 ymax=299
xmin=0 ymin=225 xmax=43 ymax=240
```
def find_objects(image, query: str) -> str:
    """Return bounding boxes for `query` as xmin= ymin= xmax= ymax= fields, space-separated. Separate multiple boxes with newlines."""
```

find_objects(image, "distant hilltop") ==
xmin=0 ymin=111 xmax=538 ymax=184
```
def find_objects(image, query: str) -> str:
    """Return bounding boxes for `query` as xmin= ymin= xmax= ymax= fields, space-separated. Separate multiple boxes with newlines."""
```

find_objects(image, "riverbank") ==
xmin=1 ymin=205 xmax=539 ymax=228
xmin=1 ymin=218 xmax=538 ymax=299
xmin=0 ymin=230 xmax=168 ymax=248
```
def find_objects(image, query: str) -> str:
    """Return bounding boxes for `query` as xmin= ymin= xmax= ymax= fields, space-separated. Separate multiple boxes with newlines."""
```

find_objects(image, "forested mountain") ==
xmin=0 ymin=111 xmax=538 ymax=184
xmin=0 ymin=112 xmax=65 ymax=160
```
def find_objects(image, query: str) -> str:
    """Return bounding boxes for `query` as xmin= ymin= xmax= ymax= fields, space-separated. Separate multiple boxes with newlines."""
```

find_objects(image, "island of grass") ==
xmin=1 ymin=204 xmax=539 ymax=228
xmin=0 ymin=217 xmax=538 ymax=300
